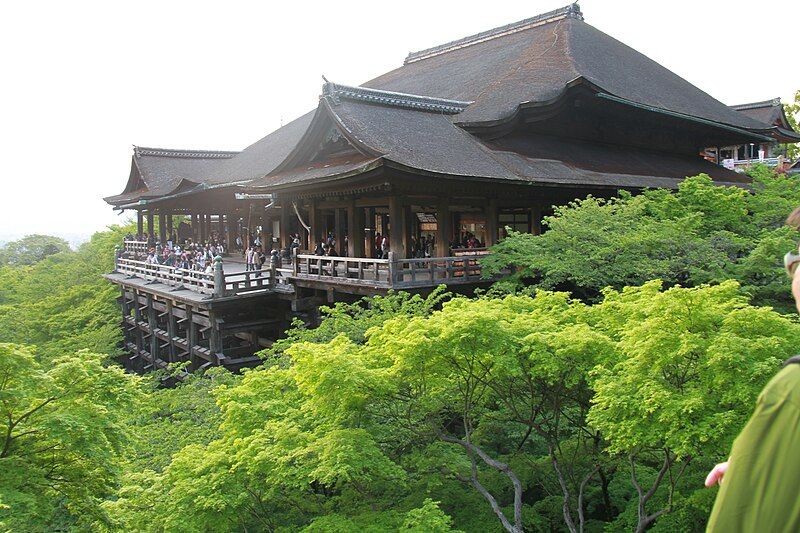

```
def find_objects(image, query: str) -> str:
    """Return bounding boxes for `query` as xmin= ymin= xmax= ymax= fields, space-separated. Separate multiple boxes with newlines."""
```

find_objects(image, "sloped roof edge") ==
xmin=322 ymin=82 xmax=472 ymax=114
xmin=404 ymin=2 xmax=583 ymax=64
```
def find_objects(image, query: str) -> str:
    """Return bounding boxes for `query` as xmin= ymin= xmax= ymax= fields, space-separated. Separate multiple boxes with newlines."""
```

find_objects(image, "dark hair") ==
xmin=787 ymin=207 xmax=800 ymax=230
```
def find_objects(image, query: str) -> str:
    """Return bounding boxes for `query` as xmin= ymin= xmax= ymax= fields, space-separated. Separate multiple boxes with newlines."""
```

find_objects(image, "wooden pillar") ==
xmin=436 ymin=200 xmax=451 ymax=257
xmin=208 ymin=310 xmax=223 ymax=365
xmin=259 ymin=208 xmax=268 ymax=252
xmin=347 ymin=201 xmax=365 ymax=258
xmin=334 ymin=207 xmax=346 ymax=256
xmin=146 ymin=211 xmax=155 ymax=240
xmin=530 ymin=205 xmax=542 ymax=235
xmin=388 ymin=196 xmax=407 ymax=259
xmin=217 ymin=213 xmax=224 ymax=238
xmin=280 ymin=202 xmax=292 ymax=250
xmin=147 ymin=294 xmax=158 ymax=366
xmin=199 ymin=214 xmax=207 ymax=243
xmin=158 ymin=212 xmax=167 ymax=244
xmin=136 ymin=210 xmax=144 ymax=237
xmin=191 ymin=214 xmax=199 ymax=241
xmin=186 ymin=306 xmax=198 ymax=371
xmin=485 ymin=199 xmax=498 ymax=247
xmin=166 ymin=212 xmax=173 ymax=239
xmin=133 ymin=292 xmax=144 ymax=372
xmin=166 ymin=301 xmax=176 ymax=364
xmin=366 ymin=207 xmax=376 ymax=258
xmin=227 ymin=212 xmax=238 ymax=251
xmin=204 ymin=214 xmax=212 ymax=243
xmin=308 ymin=201 xmax=321 ymax=248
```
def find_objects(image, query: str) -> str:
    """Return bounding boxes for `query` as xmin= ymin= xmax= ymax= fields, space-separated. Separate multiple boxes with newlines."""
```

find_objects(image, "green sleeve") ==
xmin=707 ymin=365 xmax=800 ymax=533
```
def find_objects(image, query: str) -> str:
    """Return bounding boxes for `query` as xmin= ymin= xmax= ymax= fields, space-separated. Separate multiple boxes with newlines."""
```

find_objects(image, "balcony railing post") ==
xmin=292 ymin=247 xmax=299 ymax=277
xmin=387 ymin=251 xmax=396 ymax=285
xmin=270 ymin=260 xmax=277 ymax=289
xmin=213 ymin=255 xmax=225 ymax=298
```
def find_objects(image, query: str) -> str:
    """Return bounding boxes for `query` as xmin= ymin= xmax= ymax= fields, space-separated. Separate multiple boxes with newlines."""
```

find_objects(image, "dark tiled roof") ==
xmin=732 ymin=98 xmax=788 ymax=127
xmin=257 ymin=97 xmax=748 ymax=191
xmin=105 ymin=113 xmax=314 ymax=205
xmin=731 ymin=98 xmax=800 ymax=142
xmin=108 ymin=3 xmax=769 ymax=206
xmin=366 ymin=6 xmax=767 ymax=130
xmin=250 ymin=154 xmax=381 ymax=188
xmin=322 ymin=83 xmax=471 ymax=114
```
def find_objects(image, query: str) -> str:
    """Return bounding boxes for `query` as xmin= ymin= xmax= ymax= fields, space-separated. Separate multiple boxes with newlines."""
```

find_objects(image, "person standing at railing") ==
xmin=255 ymin=246 xmax=266 ymax=278
xmin=245 ymin=246 xmax=256 ymax=273
xmin=380 ymin=234 xmax=389 ymax=259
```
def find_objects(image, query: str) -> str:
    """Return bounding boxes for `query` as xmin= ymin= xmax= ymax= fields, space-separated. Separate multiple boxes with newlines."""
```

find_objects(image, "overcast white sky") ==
xmin=0 ymin=0 xmax=797 ymax=241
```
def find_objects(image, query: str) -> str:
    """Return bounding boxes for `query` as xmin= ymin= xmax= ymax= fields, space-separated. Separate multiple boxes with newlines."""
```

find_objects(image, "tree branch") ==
xmin=440 ymin=432 xmax=523 ymax=533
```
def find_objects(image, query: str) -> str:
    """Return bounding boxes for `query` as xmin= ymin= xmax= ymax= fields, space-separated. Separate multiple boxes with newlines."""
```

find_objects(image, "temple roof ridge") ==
xmin=404 ymin=3 xmax=583 ymax=65
xmin=134 ymin=146 xmax=239 ymax=159
xmin=321 ymin=82 xmax=472 ymax=114
xmin=730 ymin=98 xmax=782 ymax=111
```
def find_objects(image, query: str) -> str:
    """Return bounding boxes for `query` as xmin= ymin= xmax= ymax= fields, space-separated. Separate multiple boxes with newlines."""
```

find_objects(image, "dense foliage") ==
xmin=2 ymin=169 xmax=800 ymax=531
xmin=781 ymin=90 xmax=799 ymax=159
xmin=482 ymin=171 xmax=800 ymax=312
xmin=0 ymin=235 xmax=70 ymax=267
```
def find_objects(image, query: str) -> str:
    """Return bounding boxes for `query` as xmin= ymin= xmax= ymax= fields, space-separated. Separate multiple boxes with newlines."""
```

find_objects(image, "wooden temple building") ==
xmin=103 ymin=3 xmax=798 ymax=374
xmin=711 ymin=98 xmax=800 ymax=171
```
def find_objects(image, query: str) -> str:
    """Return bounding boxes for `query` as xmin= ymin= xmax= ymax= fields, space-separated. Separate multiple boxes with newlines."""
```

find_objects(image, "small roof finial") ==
xmin=322 ymin=75 xmax=329 ymax=83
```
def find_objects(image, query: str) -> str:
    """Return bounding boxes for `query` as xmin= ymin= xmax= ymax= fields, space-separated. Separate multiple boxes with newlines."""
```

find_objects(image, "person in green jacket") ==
xmin=705 ymin=207 xmax=800 ymax=532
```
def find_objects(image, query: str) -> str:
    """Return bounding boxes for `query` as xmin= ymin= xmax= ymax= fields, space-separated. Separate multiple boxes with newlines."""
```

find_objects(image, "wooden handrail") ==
xmin=117 ymin=258 xmax=216 ymax=295
xmin=116 ymin=251 xmax=498 ymax=296
xmin=123 ymin=240 xmax=149 ymax=255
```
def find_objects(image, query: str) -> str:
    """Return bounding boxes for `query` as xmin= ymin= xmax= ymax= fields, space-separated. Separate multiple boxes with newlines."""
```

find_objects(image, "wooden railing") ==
xmin=116 ymin=258 xmax=216 ymax=295
xmin=116 ymin=250 xmax=496 ymax=296
xmin=391 ymin=254 xmax=486 ymax=288
xmin=220 ymin=269 xmax=272 ymax=295
xmin=296 ymin=254 xmax=392 ymax=285
xmin=123 ymin=240 xmax=149 ymax=255
xmin=293 ymin=250 xmax=492 ymax=288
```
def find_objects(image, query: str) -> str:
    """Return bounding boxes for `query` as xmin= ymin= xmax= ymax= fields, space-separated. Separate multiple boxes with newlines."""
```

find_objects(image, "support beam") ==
xmin=166 ymin=300 xmax=176 ymax=363
xmin=191 ymin=214 xmax=199 ymax=242
xmin=146 ymin=211 xmax=155 ymax=240
xmin=147 ymin=294 xmax=158 ymax=364
xmin=280 ymin=203 xmax=292 ymax=251
xmin=308 ymin=200 xmax=321 ymax=248
xmin=186 ymin=306 xmax=198 ymax=370
xmin=166 ymin=212 xmax=174 ymax=240
xmin=366 ymin=207 xmax=376 ymax=258
xmin=217 ymin=213 xmax=224 ymax=238
xmin=485 ymin=199 xmax=498 ymax=247
xmin=199 ymin=214 xmax=207 ymax=243
xmin=530 ymin=205 xmax=542 ymax=235
xmin=137 ymin=210 xmax=143 ymax=237
xmin=259 ymin=205 xmax=272 ymax=254
xmin=347 ymin=201 xmax=365 ymax=258
xmin=436 ymin=200 xmax=451 ymax=257
xmin=208 ymin=309 xmax=223 ymax=364
xmin=388 ymin=196 xmax=407 ymax=259
xmin=227 ymin=212 xmax=238 ymax=251
xmin=334 ymin=207 xmax=346 ymax=256
xmin=204 ymin=214 xmax=212 ymax=243
xmin=158 ymin=212 xmax=167 ymax=244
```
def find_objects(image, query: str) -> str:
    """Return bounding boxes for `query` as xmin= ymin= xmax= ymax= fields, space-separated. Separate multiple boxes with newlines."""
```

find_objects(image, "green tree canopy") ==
xmin=0 ymin=343 xmax=141 ymax=531
xmin=0 ymin=234 xmax=70 ymax=266
xmin=482 ymin=173 xmax=800 ymax=311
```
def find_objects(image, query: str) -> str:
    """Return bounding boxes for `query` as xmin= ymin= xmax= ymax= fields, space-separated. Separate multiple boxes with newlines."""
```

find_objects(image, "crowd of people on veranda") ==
xmin=121 ymin=227 xmax=486 ymax=272
xmin=120 ymin=232 xmax=229 ymax=274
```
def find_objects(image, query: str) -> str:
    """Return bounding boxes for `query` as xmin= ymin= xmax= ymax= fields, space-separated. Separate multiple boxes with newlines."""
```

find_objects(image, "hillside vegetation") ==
xmin=1 ymin=168 xmax=799 ymax=532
